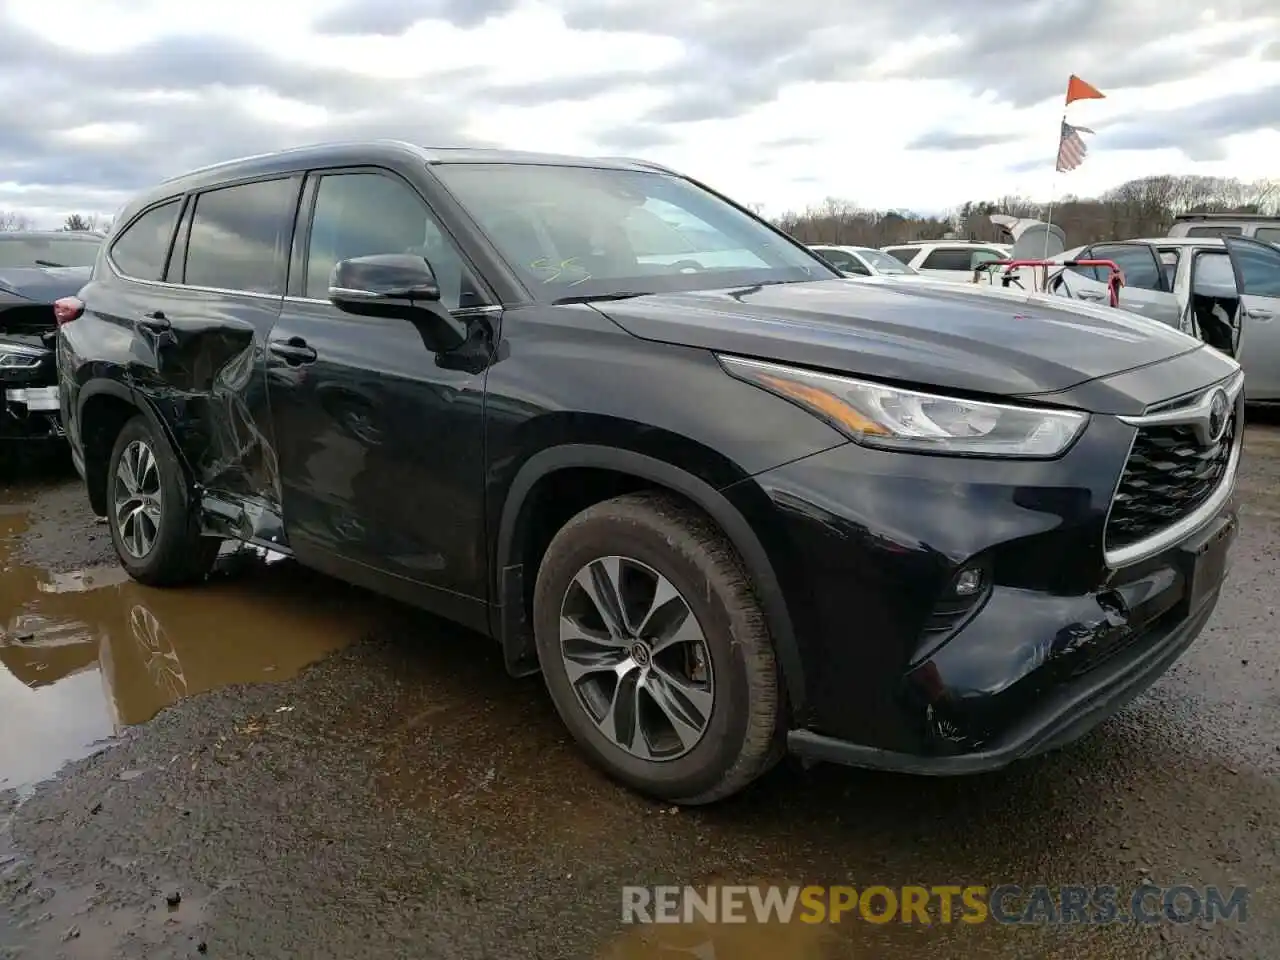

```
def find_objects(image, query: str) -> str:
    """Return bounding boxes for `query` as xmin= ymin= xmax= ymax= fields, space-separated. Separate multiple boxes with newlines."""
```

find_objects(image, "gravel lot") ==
xmin=1 ymin=427 xmax=1278 ymax=960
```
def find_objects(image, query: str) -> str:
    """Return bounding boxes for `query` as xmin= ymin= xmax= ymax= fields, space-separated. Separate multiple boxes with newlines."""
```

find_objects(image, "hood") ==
xmin=594 ymin=277 xmax=1203 ymax=397
xmin=0 ymin=265 xmax=91 ymax=304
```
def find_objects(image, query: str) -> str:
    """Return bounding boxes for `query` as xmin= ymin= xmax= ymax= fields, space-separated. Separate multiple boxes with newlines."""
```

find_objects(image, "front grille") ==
xmin=1105 ymin=409 xmax=1236 ymax=551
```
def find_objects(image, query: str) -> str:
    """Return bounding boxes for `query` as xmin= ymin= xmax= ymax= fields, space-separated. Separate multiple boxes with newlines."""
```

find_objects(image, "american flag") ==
xmin=1056 ymin=120 xmax=1093 ymax=173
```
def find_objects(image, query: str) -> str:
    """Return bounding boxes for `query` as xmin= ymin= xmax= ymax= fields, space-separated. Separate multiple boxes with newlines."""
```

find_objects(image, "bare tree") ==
xmin=0 ymin=210 xmax=34 ymax=231
xmin=771 ymin=175 xmax=1277 ymax=248
xmin=62 ymin=213 xmax=94 ymax=231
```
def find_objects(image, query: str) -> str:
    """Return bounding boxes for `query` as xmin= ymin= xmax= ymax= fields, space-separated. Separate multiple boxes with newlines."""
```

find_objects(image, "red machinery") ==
xmin=973 ymin=258 xmax=1125 ymax=308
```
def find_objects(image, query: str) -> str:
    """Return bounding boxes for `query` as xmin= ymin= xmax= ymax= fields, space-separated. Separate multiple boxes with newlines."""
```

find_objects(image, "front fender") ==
xmin=493 ymin=443 xmax=808 ymax=721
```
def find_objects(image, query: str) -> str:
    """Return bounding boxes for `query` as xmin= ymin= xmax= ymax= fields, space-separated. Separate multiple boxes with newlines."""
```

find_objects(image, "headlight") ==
xmin=0 ymin=342 xmax=46 ymax=370
xmin=718 ymin=355 xmax=1089 ymax=458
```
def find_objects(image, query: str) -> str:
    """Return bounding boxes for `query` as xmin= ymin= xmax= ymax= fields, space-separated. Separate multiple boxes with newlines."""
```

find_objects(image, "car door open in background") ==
xmin=1225 ymin=236 xmax=1280 ymax=401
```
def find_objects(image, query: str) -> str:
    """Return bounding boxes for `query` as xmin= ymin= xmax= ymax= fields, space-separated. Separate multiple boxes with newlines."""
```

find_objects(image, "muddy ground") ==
xmin=1 ymin=430 xmax=1278 ymax=960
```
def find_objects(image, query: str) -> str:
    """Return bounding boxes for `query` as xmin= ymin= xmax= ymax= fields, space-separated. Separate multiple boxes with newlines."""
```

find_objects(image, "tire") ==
xmin=533 ymin=492 xmax=783 ymax=805
xmin=105 ymin=413 xmax=220 ymax=586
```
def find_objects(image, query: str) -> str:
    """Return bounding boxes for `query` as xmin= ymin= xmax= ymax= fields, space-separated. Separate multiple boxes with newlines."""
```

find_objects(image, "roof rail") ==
xmin=594 ymin=156 xmax=678 ymax=174
xmin=1173 ymin=212 xmax=1277 ymax=222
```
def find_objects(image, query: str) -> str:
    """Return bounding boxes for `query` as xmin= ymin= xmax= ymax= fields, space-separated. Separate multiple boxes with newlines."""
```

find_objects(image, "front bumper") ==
xmin=725 ymin=379 xmax=1240 ymax=773
xmin=1 ymin=340 xmax=62 ymax=442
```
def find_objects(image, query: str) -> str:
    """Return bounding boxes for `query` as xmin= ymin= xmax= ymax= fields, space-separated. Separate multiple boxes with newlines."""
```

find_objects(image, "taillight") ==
xmin=53 ymin=296 xmax=84 ymax=326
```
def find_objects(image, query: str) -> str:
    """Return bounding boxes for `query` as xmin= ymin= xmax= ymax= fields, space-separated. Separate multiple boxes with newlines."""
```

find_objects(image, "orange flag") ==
xmin=1065 ymin=75 xmax=1105 ymax=105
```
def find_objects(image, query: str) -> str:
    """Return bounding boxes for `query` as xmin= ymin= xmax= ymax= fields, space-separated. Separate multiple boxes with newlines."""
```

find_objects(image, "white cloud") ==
xmin=0 ymin=0 xmax=1276 ymax=224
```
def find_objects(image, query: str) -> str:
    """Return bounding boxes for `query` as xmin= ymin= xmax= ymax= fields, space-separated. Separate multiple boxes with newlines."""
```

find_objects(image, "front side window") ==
xmin=180 ymin=178 xmax=296 ymax=295
xmin=109 ymin=200 xmax=181 ymax=281
xmin=1091 ymin=244 xmax=1163 ymax=291
xmin=431 ymin=162 xmax=833 ymax=301
xmin=304 ymin=171 xmax=480 ymax=311
xmin=1233 ymin=241 xmax=1280 ymax=297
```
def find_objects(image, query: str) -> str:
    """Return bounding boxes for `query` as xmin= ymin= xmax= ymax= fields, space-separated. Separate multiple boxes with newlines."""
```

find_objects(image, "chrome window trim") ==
xmin=1103 ymin=369 xmax=1244 ymax=568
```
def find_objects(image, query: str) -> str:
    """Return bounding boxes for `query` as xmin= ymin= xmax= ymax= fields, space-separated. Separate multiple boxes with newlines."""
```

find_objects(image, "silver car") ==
xmin=1051 ymin=236 xmax=1280 ymax=400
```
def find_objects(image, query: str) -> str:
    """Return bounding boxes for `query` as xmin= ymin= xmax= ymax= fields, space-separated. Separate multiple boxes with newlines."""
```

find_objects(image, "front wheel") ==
xmin=533 ymin=492 xmax=783 ymax=804
xmin=105 ymin=414 xmax=220 ymax=586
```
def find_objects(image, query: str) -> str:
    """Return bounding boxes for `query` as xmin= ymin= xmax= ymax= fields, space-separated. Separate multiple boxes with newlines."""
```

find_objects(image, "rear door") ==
xmin=1225 ymin=236 xmax=1280 ymax=401
xmin=157 ymin=175 xmax=301 ymax=537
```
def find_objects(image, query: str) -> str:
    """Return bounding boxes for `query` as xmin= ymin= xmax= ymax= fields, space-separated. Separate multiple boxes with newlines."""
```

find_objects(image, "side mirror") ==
xmin=328 ymin=254 xmax=465 ymax=351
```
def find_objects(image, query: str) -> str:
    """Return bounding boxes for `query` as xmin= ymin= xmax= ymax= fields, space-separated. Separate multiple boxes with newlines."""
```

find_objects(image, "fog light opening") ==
xmin=953 ymin=566 xmax=983 ymax=597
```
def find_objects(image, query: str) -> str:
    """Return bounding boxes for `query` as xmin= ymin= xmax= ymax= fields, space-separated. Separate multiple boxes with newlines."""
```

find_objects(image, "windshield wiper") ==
xmin=34 ymin=259 xmax=67 ymax=267
xmin=552 ymin=291 xmax=652 ymax=305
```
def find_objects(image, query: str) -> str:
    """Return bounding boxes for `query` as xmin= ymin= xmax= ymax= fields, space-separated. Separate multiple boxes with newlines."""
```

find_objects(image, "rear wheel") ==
xmin=533 ymin=492 xmax=782 ymax=804
xmin=106 ymin=414 xmax=220 ymax=586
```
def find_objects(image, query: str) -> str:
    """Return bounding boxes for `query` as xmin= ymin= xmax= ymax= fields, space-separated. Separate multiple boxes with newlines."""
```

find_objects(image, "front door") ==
xmin=266 ymin=167 xmax=500 ymax=630
xmin=1225 ymin=236 xmax=1280 ymax=401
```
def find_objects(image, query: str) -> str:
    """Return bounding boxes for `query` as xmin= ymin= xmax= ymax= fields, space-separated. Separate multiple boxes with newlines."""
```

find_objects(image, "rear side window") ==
xmin=1186 ymin=225 xmax=1243 ymax=237
xmin=920 ymin=247 xmax=973 ymax=271
xmin=882 ymin=247 xmax=916 ymax=264
xmin=180 ymin=178 xmax=297 ymax=295
xmin=109 ymin=199 xmax=181 ymax=281
xmin=1256 ymin=227 xmax=1280 ymax=245
xmin=813 ymin=248 xmax=858 ymax=272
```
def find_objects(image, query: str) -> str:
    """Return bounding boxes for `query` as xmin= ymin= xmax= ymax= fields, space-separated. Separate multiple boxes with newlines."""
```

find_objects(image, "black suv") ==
xmin=1 ymin=231 xmax=104 ymax=446
xmin=58 ymin=141 xmax=1241 ymax=804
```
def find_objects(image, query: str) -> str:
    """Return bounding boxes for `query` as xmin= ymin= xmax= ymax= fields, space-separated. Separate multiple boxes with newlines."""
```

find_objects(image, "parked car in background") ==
xmin=1 ymin=231 xmax=103 ymax=447
xmin=807 ymin=244 xmax=920 ymax=277
xmin=880 ymin=240 xmax=1011 ymax=282
xmin=60 ymin=141 xmax=1240 ymax=804
xmin=1167 ymin=213 xmax=1280 ymax=243
xmin=1050 ymin=235 xmax=1280 ymax=400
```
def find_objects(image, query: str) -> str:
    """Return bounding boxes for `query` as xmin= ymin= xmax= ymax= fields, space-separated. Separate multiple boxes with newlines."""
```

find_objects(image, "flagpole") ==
xmin=1043 ymin=110 xmax=1065 ymax=263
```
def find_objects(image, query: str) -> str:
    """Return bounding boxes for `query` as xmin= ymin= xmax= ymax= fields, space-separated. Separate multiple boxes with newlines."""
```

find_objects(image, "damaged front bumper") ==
xmin=1 ymin=339 xmax=63 ymax=442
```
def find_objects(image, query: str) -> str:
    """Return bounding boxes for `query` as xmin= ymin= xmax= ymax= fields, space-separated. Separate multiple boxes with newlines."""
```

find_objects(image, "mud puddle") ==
xmin=0 ymin=508 xmax=393 ymax=796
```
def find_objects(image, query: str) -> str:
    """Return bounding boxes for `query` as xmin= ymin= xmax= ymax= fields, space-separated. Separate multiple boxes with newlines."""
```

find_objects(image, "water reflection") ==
xmin=0 ymin=510 xmax=393 ymax=794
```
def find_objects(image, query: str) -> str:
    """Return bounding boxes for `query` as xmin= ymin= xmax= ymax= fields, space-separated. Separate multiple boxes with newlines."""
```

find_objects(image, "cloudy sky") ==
xmin=0 ymin=0 xmax=1277 ymax=226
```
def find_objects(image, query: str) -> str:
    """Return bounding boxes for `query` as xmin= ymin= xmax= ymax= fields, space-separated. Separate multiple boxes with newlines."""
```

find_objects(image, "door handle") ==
xmin=138 ymin=311 xmax=171 ymax=333
xmin=269 ymin=336 xmax=318 ymax=365
xmin=1245 ymin=309 xmax=1273 ymax=321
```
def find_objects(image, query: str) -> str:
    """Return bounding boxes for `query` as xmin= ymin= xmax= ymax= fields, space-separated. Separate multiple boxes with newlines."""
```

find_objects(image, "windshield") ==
xmin=858 ymin=249 xmax=917 ymax=275
xmin=431 ymin=163 xmax=836 ymax=300
xmin=0 ymin=235 xmax=102 ymax=268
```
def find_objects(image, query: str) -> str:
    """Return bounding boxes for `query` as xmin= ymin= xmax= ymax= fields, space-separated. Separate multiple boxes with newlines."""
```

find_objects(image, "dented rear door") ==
xmin=150 ymin=176 xmax=302 ymax=543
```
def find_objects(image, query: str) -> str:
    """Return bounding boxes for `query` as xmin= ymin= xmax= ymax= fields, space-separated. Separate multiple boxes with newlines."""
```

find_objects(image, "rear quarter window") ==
xmin=920 ymin=247 xmax=973 ymax=271
xmin=881 ymin=248 xmax=917 ymax=265
xmin=1185 ymin=225 xmax=1243 ymax=238
xmin=108 ymin=199 xmax=183 ymax=281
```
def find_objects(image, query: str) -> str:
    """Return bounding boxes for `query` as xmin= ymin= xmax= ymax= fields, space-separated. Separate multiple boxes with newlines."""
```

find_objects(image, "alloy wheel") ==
xmin=113 ymin=439 xmax=163 ymax=558
xmin=558 ymin=555 xmax=715 ymax=761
